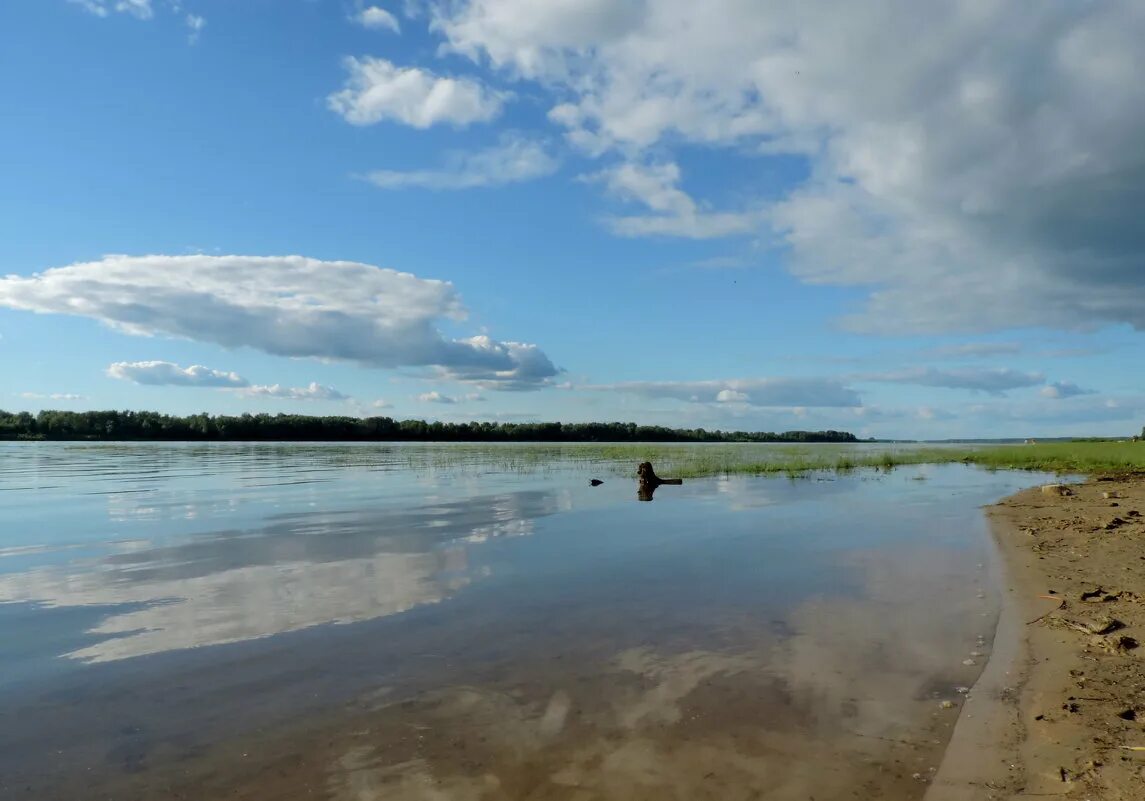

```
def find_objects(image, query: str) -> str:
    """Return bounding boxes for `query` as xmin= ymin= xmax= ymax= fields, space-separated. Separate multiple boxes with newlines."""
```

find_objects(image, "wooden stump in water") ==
xmin=636 ymin=462 xmax=682 ymax=501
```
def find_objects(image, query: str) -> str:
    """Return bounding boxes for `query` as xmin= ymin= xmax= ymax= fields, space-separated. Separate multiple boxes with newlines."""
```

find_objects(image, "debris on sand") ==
xmin=1060 ymin=616 xmax=1123 ymax=635
xmin=1042 ymin=483 xmax=1074 ymax=497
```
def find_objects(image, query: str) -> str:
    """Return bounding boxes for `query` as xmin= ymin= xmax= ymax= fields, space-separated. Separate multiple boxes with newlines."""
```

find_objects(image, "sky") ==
xmin=1 ymin=0 xmax=1144 ymax=440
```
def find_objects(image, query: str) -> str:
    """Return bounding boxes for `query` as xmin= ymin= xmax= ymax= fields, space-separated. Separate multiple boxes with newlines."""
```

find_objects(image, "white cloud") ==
xmin=715 ymin=389 xmax=748 ymax=403
xmin=0 ymin=255 xmax=558 ymax=390
xmin=435 ymin=0 xmax=1145 ymax=333
xmin=586 ymin=162 xmax=761 ymax=239
xmin=435 ymin=0 xmax=646 ymax=79
xmin=108 ymin=360 xmax=248 ymax=388
xmin=858 ymin=367 xmax=1045 ymax=395
xmin=17 ymin=392 xmax=86 ymax=401
xmin=418 ymin=390 xmax=484 ymax=404
xmin=240 ymin=382 xmax=350 ymax=401
xmin=431 ymin=336 xmax=560 ymax=391
xmin=921 ymin=342 xmax=1023 ymax=359
xmin=371 ymin=399 xmax=393 ymax=409
xmin=117 ymin=0 xmax=152 ymax=18
xmin=328 ymin=57 xmax=506 ymax=128
xmin=592 ymin=378 xmax=860 ymax=408
xmin=69 ymin=0 xmax=153 ymax=18
xmin=1040 ymin=381 xmax=1096 ymax=400
xmin=185 ymin=13 xmax=205 ymax=43
xmin=366 ymin=134 xmax=557 ymax=190
xmin=354 ymin=6 xmax=401 ymax=33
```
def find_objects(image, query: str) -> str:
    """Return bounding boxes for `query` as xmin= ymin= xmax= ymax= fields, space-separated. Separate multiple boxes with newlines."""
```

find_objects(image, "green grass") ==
xmin=52 ymin=439 xmax=1143 ymax=479
xmin=501 ymin=440 xmax=1145 ymax=479
xmin=957 ymin=441 xmax=1145 ymax=475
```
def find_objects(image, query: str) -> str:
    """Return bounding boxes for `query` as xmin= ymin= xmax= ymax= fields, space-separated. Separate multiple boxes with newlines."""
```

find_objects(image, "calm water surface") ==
xmin=0 ymin=443 xmax=1051 ymax=800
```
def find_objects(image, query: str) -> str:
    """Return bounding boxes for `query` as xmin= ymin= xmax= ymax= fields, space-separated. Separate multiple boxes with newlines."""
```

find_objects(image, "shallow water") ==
xmin=0 ymin=443 xmax=1052 ymax=800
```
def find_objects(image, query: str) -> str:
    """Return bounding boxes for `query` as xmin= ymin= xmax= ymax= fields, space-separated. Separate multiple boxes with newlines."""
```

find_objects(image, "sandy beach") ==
xmin=931 ymin=476 xmax=1145 ymax=800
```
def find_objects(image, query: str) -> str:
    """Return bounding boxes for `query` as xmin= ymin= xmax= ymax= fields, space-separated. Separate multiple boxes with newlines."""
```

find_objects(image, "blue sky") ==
xmin=2 ymin=0 xmax=1143 ymax=439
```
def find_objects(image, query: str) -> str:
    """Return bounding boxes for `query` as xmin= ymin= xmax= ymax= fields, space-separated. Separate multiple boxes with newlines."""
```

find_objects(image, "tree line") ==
xmin=0 ymin=409 xmax=859 ymax=443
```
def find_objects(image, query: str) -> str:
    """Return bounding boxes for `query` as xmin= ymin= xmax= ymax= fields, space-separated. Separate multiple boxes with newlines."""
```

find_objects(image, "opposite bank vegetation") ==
xmin=2 ymin=410 xmax=1143 ymax=478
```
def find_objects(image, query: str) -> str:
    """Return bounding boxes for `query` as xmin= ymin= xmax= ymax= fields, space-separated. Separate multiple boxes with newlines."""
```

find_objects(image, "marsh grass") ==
xmin=404 ymin=440 xmax=1145 ymax=479
xmin=93 ymin=439 xmax=1139 ymax=480
xmin=958 ymin=441 xmax=1145 ymax=475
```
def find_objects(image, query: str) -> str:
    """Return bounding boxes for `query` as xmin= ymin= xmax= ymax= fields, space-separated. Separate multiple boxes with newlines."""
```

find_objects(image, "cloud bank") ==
xmin=433 ymin=0 xmax=1145 ymax=334
xmin=0 ymin=255 xmax=557 ymax=390
xmin=859 ymin=367 xmax=1046 ymax=396
xmin=593 ymin=378 xmax=861 ymax=408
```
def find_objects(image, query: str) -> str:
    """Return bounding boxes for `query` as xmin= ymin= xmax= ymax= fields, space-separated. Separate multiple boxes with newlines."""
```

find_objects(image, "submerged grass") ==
xmin=519 ymin=440 xmax=1145 ymax=479
xmin=70 ymin=439 xmax=1140 ymax=480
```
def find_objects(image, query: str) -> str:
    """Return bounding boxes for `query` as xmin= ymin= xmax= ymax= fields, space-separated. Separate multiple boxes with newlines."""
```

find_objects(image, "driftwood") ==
xmin=637 ymin=461 xmax=682 ymax=501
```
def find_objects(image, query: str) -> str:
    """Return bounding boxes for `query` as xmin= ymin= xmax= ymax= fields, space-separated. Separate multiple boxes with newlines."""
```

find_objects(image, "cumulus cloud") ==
xmin=592 ymin=378 xmax=861 ymax=407
xmin=1040 ymin=381 xmax=1096 ymax=400
xmin=0 ymin=255 xmax=558 ymax=390
xmin=240 ymin=382 xmax=350 ymax=401
xmin=859 ymin=367 xmax=1045 ymax=395
xmin=328 ymin=57 xmax=506 ymax=128
xmin=371 ymin=399 xmax=393 ymax=409
xmin=366 ymin=134 xmax=557 ymax=190
xmin=431 ymin=336 xmax=559 ymax=391
xmin=353 ymin=5 xmax=401 ymax=32
xmin=435 ymin=0 xmax=1145 ymax=333
xmin=107 ymin=360 xmax=248 ymax=388
xmin=585 ymin=162 xmax=761 ymax=239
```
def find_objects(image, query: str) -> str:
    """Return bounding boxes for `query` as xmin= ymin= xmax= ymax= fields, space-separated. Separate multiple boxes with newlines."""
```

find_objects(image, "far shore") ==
xmin=929 ymin=475 xmax=1145 ymax=800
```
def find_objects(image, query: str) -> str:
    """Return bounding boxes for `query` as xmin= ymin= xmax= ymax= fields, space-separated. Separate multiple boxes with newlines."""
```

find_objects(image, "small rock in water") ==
xmin=589 ymin=479 xmax=603 ymax=487
xmin=939 ymin=700 xmax=956 ymax=709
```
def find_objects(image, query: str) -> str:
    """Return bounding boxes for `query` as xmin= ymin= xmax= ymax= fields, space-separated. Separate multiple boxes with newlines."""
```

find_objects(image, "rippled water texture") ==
xmin=0 ymin=443 xmax=1051 ymax=800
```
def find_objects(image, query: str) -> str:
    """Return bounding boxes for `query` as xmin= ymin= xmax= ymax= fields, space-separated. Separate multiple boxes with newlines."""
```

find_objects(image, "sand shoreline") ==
xmin=930 ymin=476 xmax=1145 ymax=800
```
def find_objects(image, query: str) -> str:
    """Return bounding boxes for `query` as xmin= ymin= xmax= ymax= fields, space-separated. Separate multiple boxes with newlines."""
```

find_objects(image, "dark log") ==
xmin=636 ymin=461 xmax=683 ymax=501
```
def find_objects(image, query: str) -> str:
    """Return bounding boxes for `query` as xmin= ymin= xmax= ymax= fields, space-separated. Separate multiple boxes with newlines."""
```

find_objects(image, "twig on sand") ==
xmin=844 ymin=729 xmax=924 ymax=748
xmin=1027 ymin=594 xmax=1066 ymax=625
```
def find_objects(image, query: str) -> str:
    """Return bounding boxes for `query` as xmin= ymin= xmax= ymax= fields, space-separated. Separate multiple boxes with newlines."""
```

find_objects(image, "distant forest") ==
xmin=0 ymin=410 xmax=859 ymax=444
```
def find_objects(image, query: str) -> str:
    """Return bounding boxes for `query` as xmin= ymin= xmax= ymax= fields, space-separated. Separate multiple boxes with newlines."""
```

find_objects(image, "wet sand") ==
xmin=930 ymin=476 xmax=1145 ymax=801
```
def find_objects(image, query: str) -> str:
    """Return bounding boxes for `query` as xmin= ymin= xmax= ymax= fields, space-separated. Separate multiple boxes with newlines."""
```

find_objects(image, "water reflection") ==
xmin=0 ymin=490 xmax=568 ymax=664
xmin=0 ymin=445 xmax=1061 ymax=801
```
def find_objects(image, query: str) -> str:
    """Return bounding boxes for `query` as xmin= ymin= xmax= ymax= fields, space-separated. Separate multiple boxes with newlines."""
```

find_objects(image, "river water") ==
xmin=0 ymin=442 xmax=1051 ymax=800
